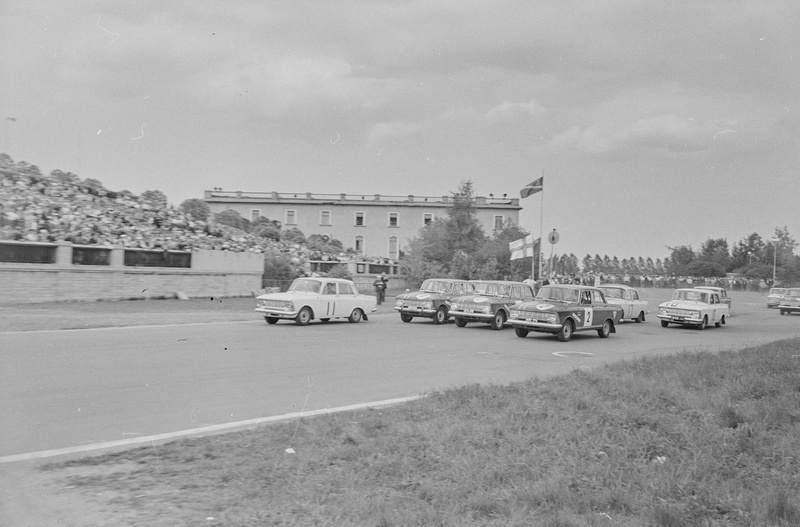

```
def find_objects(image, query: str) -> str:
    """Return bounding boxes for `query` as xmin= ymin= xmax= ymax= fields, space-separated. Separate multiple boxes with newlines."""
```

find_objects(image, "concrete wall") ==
xmin=0 ymin=245 xmax=263 ymax=304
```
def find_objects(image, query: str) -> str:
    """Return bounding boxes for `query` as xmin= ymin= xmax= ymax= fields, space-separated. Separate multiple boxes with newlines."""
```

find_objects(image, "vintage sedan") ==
xmin=657 ymin=288 xmax=728 ymax=329
xmin=778 ymin=288 xmax=800 ymax=315
xmin=449 ymin=280 xmax=535 ymax=330
xmin=598 ymin=284 xmax=649 ymax=322
xmin=255 ymin=277 xmax=377 ymax=325
xmin=394 ymin=278 xmax=475 ymax=324
xmin=767 ymin=287 xmax=786 ymax=309
xmin=694 ymin=286 xmax=732 ymax=312
xmin=509 ymin=284 xmax=622 ymax=342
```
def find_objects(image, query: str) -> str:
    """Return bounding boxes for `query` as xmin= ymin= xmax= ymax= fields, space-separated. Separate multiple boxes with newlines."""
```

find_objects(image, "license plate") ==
xmin=673 ymin=316 xmax=684 ymax=321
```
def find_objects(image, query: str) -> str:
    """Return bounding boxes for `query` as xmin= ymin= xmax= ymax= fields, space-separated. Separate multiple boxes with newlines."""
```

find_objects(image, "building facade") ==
xmin=204 ymin=190 xmax=521 ymax=259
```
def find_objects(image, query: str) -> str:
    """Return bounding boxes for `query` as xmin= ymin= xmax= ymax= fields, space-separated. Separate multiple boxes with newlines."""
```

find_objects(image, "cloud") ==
xmin=484 ymin=99 xmax=543 ymax=121
xmin=367 ymin=121 xmax=424 ymax=144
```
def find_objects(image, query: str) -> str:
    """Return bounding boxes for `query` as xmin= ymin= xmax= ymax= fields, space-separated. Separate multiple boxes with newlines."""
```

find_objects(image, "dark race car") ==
xmin=394 ymin=278 xmax=475 ymax=324
xmin=449 ymin=280 xmax=535 ymax=330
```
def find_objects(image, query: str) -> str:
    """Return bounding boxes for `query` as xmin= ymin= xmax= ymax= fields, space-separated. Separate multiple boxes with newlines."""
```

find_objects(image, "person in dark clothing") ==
xmin=373 ymin=274 xmax=387 ymax=305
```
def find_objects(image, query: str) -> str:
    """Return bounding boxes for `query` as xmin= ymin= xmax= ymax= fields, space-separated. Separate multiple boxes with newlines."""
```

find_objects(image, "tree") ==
xmin=179 ymin=199 xmax=211 ymax=221
xmin=666 ymin=245 xmax=696 ymax=275
xmin=252 ymin=221 xmax=280 ymax=241
xmin=263 ymin=251 xmax=297 ymax=281
xmin=445 ymin=181 xmax=486 ymax=255
xmin=699 ymin=238 xmax=730 ymax=271
xmin=282 ymin=227 xmax=306 ymax=244
xmin=141 ymin=190 xmax=168 ymax=209
xmin=214 ymin=209 xmax=249 ymax=231
xmin=479 ymin=219 xmax=531 ymax=280
xmin=731 ymin=233 xmax=766 ymax=269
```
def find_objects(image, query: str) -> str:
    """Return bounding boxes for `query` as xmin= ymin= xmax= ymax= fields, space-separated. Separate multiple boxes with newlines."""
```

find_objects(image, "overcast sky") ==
xmin=2 ymin=1 xmax=798 ymax=260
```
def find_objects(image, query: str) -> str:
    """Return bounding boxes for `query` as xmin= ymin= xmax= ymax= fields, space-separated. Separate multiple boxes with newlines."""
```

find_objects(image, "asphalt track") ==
xmin=2 ymin=290 xmax=799 ymax=461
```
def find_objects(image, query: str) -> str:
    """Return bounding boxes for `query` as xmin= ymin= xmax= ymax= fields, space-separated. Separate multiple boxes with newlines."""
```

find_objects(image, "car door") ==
xmin=579 ymin=290 xmax=594 ymax=327
xmin=592 ymin=289 xmax=615 ymax=325
xmin=337 ymin=282 xmax=359 ymax=316
xmin=320 ymin=281 xmax=338 ymax=317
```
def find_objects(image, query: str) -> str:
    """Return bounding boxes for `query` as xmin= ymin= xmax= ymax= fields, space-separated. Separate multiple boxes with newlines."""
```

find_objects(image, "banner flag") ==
xmin=509 ymin=235 xmax=540 ymax=260
xmin=520 ymin=176 xmax=543 ymax=198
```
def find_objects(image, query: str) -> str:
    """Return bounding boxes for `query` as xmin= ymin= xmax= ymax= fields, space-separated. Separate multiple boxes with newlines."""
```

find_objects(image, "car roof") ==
xmin=694 ymin=286 xmax=724 ymax=291
xmin=301 ymin=277 xmax=353 ymax=283
xmin=423 ymin=278 xmax=469 ymax=283
xmin=599 ymin=283 xmax=635 ymax=289
xmin=474 ymin=280 xmax=529 ymax=285
xmin=542 ymin=283 xmax=601 ymax=291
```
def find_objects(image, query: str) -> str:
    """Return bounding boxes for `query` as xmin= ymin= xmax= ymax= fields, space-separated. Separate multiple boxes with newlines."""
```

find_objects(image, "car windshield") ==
xmin=536 ymin=286 xmax=580 ymax=303
xmin=769 ymin=288 xmax=785 ymax=295
xmin=288 ymin=278 xmax=322 ymax=294
xmin=600 ymin=287 xmax=624 ymax=299
xmin=420 ymin=280 xmax=453 ymax=293
xmin=473 ymin=282 xmax=511 ymax=296
xmin=672 ymin=290 xmax=708 ymax=303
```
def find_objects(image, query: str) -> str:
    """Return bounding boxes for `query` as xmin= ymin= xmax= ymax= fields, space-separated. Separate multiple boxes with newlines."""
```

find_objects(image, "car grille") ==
xmin=664 ymin=308 xmax=695 ymax=316
xmin=260 ymin=300 xmax=290 ymax=308
xmin=515 ymin=312 xmax=552 ymax=322
xmin=402 ymin=300 xmax=427 ymax=308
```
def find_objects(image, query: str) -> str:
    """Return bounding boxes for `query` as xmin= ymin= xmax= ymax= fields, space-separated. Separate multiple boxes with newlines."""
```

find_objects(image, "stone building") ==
xmin=204 ymin=190 xmax=521 ymax=259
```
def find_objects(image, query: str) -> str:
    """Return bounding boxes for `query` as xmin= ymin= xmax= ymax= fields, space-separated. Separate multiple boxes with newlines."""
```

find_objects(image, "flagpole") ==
xmin=538 ymin=169 xmax=544 ymax=280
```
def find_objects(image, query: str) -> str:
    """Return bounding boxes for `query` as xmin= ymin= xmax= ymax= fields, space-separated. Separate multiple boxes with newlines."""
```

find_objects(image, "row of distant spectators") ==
xmin=0 ymin=155 xmax=393 ymax=272
xmin=551 ymin=273 xmax=774 ymax=291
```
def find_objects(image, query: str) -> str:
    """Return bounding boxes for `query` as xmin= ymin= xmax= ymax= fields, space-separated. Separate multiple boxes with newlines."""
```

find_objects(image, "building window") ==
xmin=388 ymin=212 xmax=399 ymax=227
xmin=285 ymin=210 xmax=297 ymax=225
xmin=354 ymin=236 xmax=364 ymax=254
xmin=354 ymin=211 xmax=365 ymax=226
xmin=423 ymin=213 xmax=433 ymax=225
xmin=320 ymin=210 xmax=331 ymax=226
xmin=494 ymin=215 xmax=504 ymax=230
xmin=250 ymin=209 xmax=261 ymax=222
xmin=388 ymin=237 xmax=398 ymax=259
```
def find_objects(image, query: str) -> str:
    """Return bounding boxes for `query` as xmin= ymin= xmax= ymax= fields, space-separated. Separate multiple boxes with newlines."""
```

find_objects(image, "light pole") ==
xmin=748 ymin=251 xmax=753 ymax=265
xmin=772 ymin=238 xmax=778 ymax=285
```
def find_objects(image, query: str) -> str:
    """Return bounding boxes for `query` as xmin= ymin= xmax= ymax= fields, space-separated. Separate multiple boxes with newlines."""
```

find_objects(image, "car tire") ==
xmin=780 ymin=309 xmax=786 ymax=315
xmin=490 ymin=311 xmax=506 ymax=330
xmin=557 ymin=320 xmax=574 ymax=342
xmin=597 ymin=319 xmax=612 ymax=338
xmin=265 ymin=316 xmax=278 ymax=325
xmin=433 ymin=306 xmax=448 ymax=325
xmin=400 ymin=313 xmax=413 ymax=323
xmin=697 ymin=316 xmax=707 ymax=330
xmin=715 ymin=315 xmax=725 ymax=328
xmin=348 ymin=309 xmax=364 ymax=323
xmin=635 ymin=311 xmax=645 ymax=323
xmin=514 ymin=327 xmax=529 ymax=338
xmin=320 ymin=318 xmax=330 ymax=323
xmin=660 ymin=320 xmax=669 ymax=328
xmin=295 ymin=307 xmax=312 ymax=326
xmin=455 ymin=317 xmax=467 ymax=328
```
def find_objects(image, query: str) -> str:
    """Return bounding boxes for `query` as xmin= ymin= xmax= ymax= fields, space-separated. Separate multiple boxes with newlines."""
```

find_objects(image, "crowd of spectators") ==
xmin=0 ymin=155 xmax=352 ymax=271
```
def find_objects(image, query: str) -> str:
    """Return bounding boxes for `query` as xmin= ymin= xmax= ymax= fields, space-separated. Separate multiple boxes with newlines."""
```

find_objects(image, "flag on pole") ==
xmin=520 ymin=176 xmax=543 ymax=198
xmin=6 ymin=117 xmax=16 ymax=122
xmin=509 ymin=235 xmax=540 ymax=260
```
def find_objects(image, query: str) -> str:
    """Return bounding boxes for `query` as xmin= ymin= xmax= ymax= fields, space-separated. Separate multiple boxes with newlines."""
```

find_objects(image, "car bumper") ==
xmin=394 ymin=306 xmax=435 ymax=317
xmin=449 ymin=309 xmax=493 ymax=322
xmin=509 ymin=319 xmax=561 ymax=331
xmin=657 ymin=314 xmax=703 ymax=325
xmin=779 ymin=305 xmax=800 ymax=312
xmin=255 ymin=307 xmax=298 ymax=319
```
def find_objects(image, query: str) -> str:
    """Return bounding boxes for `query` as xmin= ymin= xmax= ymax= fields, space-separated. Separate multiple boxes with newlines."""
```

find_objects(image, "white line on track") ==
xmin=1 ymin=320 xmax=255 ymax=335
xmin=0 ymin=395 xmax=423 ymax=464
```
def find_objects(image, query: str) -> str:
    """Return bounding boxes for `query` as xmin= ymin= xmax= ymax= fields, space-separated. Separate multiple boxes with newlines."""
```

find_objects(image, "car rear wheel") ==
xmin=490 ymin=311 xmax=506 ymax=330
xmin=455 ymin=317 xmax=467 ymax=328
xmin=295 ymin=307 xmax=312 ymax=326
xmin=514 ymin=327 xmax=529 ymax=338
xmin=400 ymin=313 xmax=413 ymax=323
xmin=348 ymin=309 xmax=363 ymax=323
xmin=557 ymin=320 xmax=574 ymax=342
xmin=660 ymin=320 xmax=669 ymax=328
xmin=635 ymin=311 xmax=645 ymax=323
xmin=265 ymin=316 xmax=278 ymax=325
xmin=433 ymin=306 xmax=448 ymax=325
xmin=780 ymin=309 xmax=786 ymax=315
xmin=715 ymin=315 xmax=725 ymax=328
xmin=597 ymin=319 xmax=612 ymax=338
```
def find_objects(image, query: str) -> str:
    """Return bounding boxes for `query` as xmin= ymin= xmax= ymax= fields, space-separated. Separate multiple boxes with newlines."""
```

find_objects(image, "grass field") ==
xmin=44 ymin=338 xmax=800 ymax=526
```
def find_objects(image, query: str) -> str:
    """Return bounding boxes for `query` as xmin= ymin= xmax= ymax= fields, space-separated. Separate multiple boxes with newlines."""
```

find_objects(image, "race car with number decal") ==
xmin=657 ymin=288 xmax=728 ymax=329
xmin=598 ymin=284 xmax=649 ymax=322
xmin=509 ymin=284 xmax=622 ymax=342
xmin=394 ymin=278 xmax=475 ymax=324
xmin=449 ymin=280 xmax=535 ymax=330
xmin=778 ymin=287 xmax=800 ymax=315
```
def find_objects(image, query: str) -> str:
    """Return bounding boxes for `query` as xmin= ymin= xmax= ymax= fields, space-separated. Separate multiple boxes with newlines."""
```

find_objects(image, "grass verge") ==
xmin=45 ymin=338 xmax=800 ymax=526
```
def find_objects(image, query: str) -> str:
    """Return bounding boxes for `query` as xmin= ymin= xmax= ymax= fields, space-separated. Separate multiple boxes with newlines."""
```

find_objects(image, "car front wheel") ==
xmin=597 ymin=319 xmax=612 ymax=338
xmin=697 ymin=316 xmax=707 ymax=330
xmin=557 ymin=320 xmax=574 ymax=342
xmin=660 ymin=320 xmax=669 ymax=328
xmin=348 ymin=309 xmax=364 ymax=323
xmin=295 ymin=307 xmax=312 ymax=326
xmin=455 ymin=317 xmax=467 ymax=327
xmin=514 ymin=327 xmax=529 ymax=338
xmin=433 ymin=306 xmax=448 ymax=325
xmin=400 ymin=313 xmax=413 ymax=323
xmin=265 ymin=316 xmax=278 ymax=325
xmin=490 ymin=311 xmax=506 ymax=330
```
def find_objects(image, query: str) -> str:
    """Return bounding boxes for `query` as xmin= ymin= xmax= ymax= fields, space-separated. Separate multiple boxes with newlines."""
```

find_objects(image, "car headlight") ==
xmin=691 ymin=311 xmax=700 ymax=318
xmin=545 ymin=313 xmax=558 ymax=324
xmin=482 ymin=305 xmax=492 ymax=314
xmin=394 ymin=299 xmax=403 ymax=307
xmin=659 ymin=307 xmax=667 ymax=315
xmin=510 ymin=311 xmax=520 ymax=319
xmin=422 ymin=301 xmax=433 ymax=309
